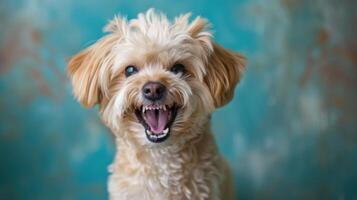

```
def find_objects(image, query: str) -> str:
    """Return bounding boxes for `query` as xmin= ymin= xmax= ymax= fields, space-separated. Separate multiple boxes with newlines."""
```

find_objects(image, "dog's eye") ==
xmin=125 ymin=65 xmax=138 ymax=77
xmin=170 ymin=64 xmax=186 ymax=75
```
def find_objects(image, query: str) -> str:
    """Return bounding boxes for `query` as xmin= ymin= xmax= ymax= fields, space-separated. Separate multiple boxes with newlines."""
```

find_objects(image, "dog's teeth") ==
xmin=146 ymin=129 xmax=152 ymax=135
xmin=158 ymin=134 xmax=165 ymax=138
xmin=143 ymin=106 xmax=148 ymax=113
xmin=150 ymin=135 xmax=157 ymax=139
xmin=163 ymin=128 xmax=169 ymax=134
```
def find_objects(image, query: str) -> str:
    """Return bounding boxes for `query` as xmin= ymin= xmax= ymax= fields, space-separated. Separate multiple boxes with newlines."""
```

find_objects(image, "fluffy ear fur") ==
xmin=67 ymin=16 xmax=126 ymax=107
xmin=67 ymin=34 xmax=120 ymax=108
xmin=204 ymin=43 xmax=246 ymax=107
xmin=187 ymin=17 xmax=246 ymax=108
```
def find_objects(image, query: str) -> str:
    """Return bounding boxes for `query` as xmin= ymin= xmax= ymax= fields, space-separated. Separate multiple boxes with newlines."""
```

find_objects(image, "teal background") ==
xmin=0 ymin=0 xmax=356 ymax=199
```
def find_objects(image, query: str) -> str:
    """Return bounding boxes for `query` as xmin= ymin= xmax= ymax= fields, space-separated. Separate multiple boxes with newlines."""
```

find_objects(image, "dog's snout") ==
xmin=142 ymin=82 xmax=167 ymax=101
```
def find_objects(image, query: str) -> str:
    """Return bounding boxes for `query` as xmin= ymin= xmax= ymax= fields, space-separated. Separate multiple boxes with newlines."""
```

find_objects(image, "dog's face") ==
xmin=68 ymin=9 xmax=245 ymax=147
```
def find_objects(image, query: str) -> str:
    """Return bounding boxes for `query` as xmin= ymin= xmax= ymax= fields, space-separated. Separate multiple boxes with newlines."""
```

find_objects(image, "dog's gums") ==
xmin=135 ymin=104 xmax=179 ymax=143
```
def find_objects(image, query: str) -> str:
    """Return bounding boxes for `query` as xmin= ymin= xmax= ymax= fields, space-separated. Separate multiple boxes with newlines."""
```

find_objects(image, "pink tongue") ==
xmin=144 ymin=109 xmax=169 ymax=134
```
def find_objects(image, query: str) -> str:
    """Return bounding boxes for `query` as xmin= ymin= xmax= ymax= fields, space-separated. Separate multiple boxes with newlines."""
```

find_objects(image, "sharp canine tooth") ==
xmin=146 ymin=130 xmax=152 ymax=135
xmin=163 ymin=128 xmax=169 ymax=134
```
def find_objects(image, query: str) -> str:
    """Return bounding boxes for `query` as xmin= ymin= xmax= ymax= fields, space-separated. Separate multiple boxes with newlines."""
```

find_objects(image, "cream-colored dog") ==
xmin=68 ymin=9 xmax=245 ymax=200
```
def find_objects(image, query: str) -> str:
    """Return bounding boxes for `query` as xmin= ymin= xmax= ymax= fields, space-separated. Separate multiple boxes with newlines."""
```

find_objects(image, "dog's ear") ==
xmin=68 ymin=17 xmax=125 ymax=108
xmin=204 ymin=43 xmax=246 ymax=107
xmin=187 ymin=17 xmax=246 ymax=108
xmin=67 ymin=38 xmax=109 ymax=108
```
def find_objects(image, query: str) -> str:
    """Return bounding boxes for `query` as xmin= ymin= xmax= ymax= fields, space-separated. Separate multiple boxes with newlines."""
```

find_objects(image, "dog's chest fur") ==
xmin=108 ymin=133 xmax=226 ymax=200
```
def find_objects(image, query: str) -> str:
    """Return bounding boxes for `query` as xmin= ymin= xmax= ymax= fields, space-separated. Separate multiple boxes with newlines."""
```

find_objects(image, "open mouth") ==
xmin=135 ymin=104 xmax=179 ymax=143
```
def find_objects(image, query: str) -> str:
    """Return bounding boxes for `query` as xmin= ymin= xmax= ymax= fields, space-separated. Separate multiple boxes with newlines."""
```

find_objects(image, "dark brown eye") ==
xmin=125 ymin=65 xmax=138 ymax=77
xmin=170 ymin=63 xmax=186 ymax=75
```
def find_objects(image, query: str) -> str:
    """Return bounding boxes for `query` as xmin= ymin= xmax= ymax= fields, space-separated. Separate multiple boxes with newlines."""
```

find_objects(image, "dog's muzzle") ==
xmin=134 ymin=81 xmax=179 ymax=143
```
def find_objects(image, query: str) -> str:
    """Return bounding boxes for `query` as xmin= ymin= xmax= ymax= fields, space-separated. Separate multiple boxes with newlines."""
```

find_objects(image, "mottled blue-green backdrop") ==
xmin=0 ymin=0 xmax=356 ymax=199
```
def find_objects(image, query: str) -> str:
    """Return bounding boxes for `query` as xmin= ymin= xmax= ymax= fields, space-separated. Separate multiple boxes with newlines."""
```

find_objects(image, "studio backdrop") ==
xmin=0 ymin=0 xmax=356 ymax=199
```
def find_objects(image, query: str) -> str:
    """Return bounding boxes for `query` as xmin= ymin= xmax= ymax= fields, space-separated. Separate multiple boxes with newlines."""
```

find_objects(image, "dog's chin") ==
xmin=134 ymin=103 xmax=179 ymax=143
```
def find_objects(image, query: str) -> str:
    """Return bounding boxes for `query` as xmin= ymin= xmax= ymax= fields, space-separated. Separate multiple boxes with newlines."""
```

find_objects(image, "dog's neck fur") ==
xmin=108 ymin=119 xmax=224 ymax=199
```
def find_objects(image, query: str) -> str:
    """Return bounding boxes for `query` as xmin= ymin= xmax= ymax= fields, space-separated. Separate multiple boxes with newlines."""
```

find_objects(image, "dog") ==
xmin=68 ymin=9 xmax=245 ymax=200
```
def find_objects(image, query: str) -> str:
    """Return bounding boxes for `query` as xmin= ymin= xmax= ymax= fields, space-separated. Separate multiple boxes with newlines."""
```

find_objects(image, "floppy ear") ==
xmin=187 ymin=16 xmax=246 ymax=108
xmin=204 ymin=43 xmax=246 ymax=107
xmin=67 ymin=15 xmax=126 ymax=108
xmin=68 ymin=34 xmax=122 ymax=108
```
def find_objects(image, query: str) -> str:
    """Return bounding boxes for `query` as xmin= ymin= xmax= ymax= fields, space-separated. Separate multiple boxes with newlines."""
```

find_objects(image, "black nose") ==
xmin=142 ymin=82 xmax=167 ymax=101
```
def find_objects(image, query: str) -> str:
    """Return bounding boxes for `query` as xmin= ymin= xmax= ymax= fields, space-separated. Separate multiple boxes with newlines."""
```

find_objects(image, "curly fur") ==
xmin=68 ymin=9 xmax=245 ymax=200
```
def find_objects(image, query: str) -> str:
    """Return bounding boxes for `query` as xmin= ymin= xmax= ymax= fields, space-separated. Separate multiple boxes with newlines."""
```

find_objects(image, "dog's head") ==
xmin=68 ymin=9 xmax=245 ymax=147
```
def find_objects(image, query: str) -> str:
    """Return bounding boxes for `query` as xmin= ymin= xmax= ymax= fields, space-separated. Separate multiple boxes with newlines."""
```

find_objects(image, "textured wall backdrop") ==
xmin=0 ymin=0 xmax=356 ymax=199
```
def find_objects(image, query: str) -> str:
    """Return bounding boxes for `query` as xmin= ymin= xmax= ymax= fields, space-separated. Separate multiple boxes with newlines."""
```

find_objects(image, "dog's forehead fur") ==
xmin=105 ymin=9 xmax=212 ymax=76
